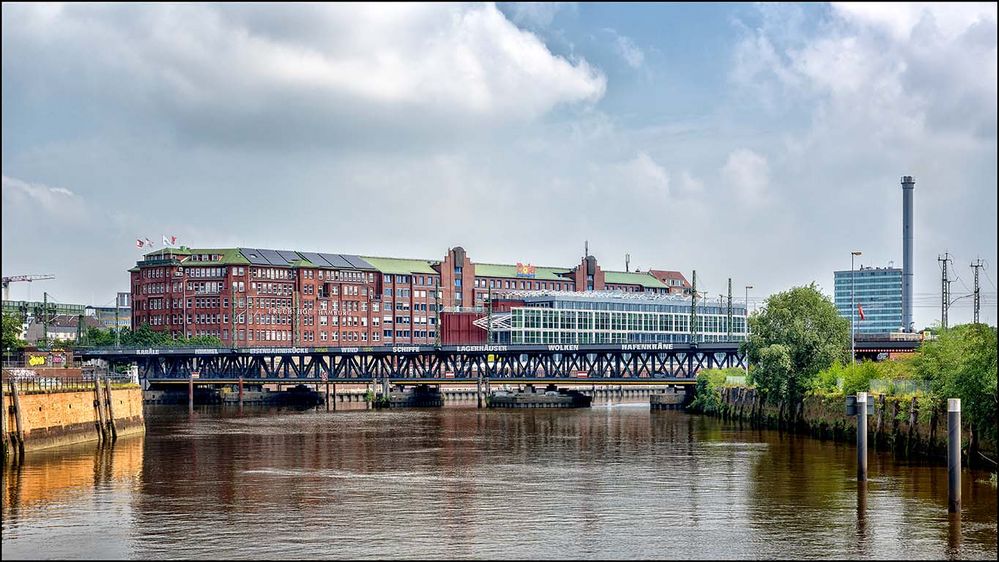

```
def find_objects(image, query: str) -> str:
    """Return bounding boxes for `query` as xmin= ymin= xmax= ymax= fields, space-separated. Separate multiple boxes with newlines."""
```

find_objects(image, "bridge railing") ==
xmin=2 ymin=372 xmax=136 ymax=394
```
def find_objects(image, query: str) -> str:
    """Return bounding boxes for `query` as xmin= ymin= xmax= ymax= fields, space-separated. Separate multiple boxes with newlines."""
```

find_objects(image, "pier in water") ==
xmin=2 ymin=402 xmax=996 ymax=559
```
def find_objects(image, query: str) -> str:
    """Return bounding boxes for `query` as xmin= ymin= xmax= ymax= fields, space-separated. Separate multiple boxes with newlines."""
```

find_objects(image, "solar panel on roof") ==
xmin=240 ymin=248 xmax=270 ymax=265
xmin=320 ymin=253 xmax=353 ymax=269
xmin=299 ymin=252 xmax=332 ymax=268
xmin=343 ymin=255 xmax=374 ymax=270
xmin=276 ymin=250 xmax=301 ymax=263
xmin=258 ymin=249 xmax=286 ymax=265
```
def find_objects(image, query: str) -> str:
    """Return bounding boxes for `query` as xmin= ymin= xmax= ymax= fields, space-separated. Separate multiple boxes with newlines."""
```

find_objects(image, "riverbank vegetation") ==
xmin=691 ymin=284 xmax=997 ymax=466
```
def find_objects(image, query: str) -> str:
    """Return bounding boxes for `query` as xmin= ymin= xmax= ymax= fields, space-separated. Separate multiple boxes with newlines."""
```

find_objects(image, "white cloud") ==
xmin=619 ymin=152 xmax=670 ymax=197
xmin=2 ymin=3 xmax=605 ymax=146
xmin=721 ymin=149 xmax=769 ymax=204
xmin=505 ymin=2 xmax=574 ymax=29
xmin=613 ymin=33 xmax=645 ymax=68
xmin=833 ymin=3 xmax=997 ymax=41
xmin=1 ymin=175 xmax=87 ymax=223
xmin=678 ymin=171 xmax=704 ymax=193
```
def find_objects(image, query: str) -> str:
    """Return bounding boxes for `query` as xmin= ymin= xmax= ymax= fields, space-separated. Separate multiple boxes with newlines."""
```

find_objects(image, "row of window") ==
xmin=385 ymin=274 xmax=440 ymax=286
xmin=511 ymin=308 xmax=747 ymax=335
xmin=383 ymin=330 xmax=434 ymax=339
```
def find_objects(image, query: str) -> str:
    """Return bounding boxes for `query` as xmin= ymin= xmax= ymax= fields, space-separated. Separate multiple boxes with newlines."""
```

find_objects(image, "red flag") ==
xmin=136 ymin=239 xmax=145 ymax=248
xmin=857 ymin=304 xmax=865 ymax=321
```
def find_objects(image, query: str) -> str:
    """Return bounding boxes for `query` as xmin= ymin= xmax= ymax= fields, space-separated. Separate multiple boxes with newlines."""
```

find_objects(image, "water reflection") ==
xmin=2 ymin=405 xmax=996 ymax=560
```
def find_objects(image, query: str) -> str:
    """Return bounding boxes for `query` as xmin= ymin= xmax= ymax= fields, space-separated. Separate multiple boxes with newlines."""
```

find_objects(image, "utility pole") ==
xmin=43 ymin=291 xmax=49 ymax=347
xmin=971 ymin=258 xmax=983 ymax=324
xmin=727 ymin=278 xmax=733 ymax=340
xmin=625 ymin=253 xmax=630 ymax=273
xmin=434 ymin=280 xmax=441 ymax=348
xmin=689 ymin=270 xmax=697 ymax=344
xmin=939 ymin=253 xmax=952 ymax=329
xmin=851 ymin=251 xmax=862 ymax=365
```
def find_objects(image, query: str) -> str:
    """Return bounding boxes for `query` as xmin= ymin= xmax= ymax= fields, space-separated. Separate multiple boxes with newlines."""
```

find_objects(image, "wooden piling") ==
xmin=2 ymin=381 xmax=8 ymax=459
xmin=9 ymin=380 xmax=26 ymax=457
xmin=188 ymin=375 xmax=194 ymax=413
xmin=238 ymin=377 xmax=244 ymax=408
xmin=103 ymin=376 xmax=118 ymax=442
xmin=93 ymin=377 xmax=107 ymax=444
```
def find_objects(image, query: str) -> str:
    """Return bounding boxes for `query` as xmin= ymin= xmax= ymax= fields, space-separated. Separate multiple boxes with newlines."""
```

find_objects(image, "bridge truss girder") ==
xmin=109 ymin=347 xmax=747 ymax=382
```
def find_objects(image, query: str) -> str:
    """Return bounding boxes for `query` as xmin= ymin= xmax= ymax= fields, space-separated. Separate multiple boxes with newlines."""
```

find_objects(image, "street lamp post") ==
xmin=851 ymin=251 xmax=862 ymax=365
xmin=744 ymin=285 xmax=752 ymax=376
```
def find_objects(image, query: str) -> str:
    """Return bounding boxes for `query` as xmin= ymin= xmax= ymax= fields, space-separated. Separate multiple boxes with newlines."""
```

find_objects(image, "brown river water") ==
xmin=2 ymin=401 xmax=996 ymax=559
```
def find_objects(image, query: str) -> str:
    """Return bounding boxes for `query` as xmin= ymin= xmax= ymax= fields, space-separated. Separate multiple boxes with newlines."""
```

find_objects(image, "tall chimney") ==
xmin=902 ymin=175 xmax=915 ymax=332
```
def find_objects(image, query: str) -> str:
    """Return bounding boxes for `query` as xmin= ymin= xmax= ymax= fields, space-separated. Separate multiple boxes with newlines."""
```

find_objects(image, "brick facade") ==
xmin=130 ymin=246 xmax=689 ymax=347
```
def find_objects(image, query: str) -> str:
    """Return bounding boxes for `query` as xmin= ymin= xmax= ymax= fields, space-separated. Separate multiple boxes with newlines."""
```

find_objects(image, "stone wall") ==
xmin=3 ymin=386 xmax=144 ymax=452
xmin=701 ymin=386 xmax=995 ymax=463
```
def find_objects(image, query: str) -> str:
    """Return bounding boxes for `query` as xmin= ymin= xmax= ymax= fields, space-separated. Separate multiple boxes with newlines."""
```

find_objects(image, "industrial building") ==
xmin=129 ymin=245 xmax=693 ymax=347
xmin=467 ymin=291 xmax=747 ymax=345
xmin=834 ymin=176 xmax=914 ymax=335
xmin=834 ymin=266 xmax=904 ymax=334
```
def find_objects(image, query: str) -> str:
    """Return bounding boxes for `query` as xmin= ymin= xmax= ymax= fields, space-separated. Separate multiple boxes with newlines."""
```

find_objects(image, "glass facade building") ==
xmin=834 ymin=266 xmax=903 ymax=334
xmin=497 ymin=292 xmax=747 ymax=345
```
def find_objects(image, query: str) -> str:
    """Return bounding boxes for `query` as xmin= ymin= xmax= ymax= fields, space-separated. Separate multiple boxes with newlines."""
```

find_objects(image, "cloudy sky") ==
xmin=3 ymin=2 xmax=996 ymax=328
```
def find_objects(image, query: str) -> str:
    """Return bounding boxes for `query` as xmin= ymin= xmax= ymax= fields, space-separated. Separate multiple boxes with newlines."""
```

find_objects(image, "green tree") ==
xmin=914 ymin=324 xmax=997 ymax=459
xmin=3 ymin=311 xmax=26 ymax=352
xmin=742 ymin=284 xmax=850 ymax=425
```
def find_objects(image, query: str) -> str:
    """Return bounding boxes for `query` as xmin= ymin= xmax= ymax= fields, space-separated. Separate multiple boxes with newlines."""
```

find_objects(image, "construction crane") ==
xmin=2 ymin=274 xmax=56 ymax=301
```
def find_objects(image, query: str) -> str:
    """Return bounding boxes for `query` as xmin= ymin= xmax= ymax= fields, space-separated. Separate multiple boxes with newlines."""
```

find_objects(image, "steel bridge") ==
xmin=79 ymin=343 xmax=748 ymax=385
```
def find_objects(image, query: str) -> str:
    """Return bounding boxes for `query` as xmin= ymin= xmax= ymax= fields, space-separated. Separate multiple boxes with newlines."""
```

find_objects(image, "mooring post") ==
xmin=93 ymin=377 xmax=107 ymax=444
xmin=10 ymin=380 xmax=25 ymax=456
xmin=332 ymin=383 xmax=337 ymax=411
xmin=476 ymin=375 xmax=483 ymax=409
xmin=238 ymin=377 xmax=244 ymax=408
xmin=948 ymin=398 xmax=961 ymax=513
xmin=1 ymin=380 xmax=8 ymax=459
xmin=188 ymin=375 xmax=194 ymax=413
xmin=325 ymin=380 xmax=331 ymax=412
xmin=103 ymin=376 xmax=117 ymax=442
xmin=857 ymin=391 xmax=868 ymax=482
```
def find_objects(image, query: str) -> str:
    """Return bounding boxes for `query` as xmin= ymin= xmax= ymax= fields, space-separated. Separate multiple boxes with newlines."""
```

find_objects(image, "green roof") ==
xmin=141 ymin=247 xmax=250 ymax=266
xmin=604 ymin=271 xmax=669 ymax=289
xmin=473 ymin=263 xmax=571 ymax=281
xmin=288 ymin=257 xmax=320 ymax=268
xmin=361 ymin=256 xmax=439 ymax=275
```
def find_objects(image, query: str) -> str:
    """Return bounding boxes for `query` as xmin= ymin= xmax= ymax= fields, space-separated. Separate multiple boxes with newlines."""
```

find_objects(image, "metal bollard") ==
xmin=857 ymin=392 xmax=868 ymax=482
xmin=948 ymin=398 xmax=961 ymax=513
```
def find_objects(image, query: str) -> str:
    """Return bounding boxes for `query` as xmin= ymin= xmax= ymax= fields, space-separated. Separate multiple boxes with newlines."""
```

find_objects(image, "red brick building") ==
xmin=130 ymin=246 xmax=690 ymax=347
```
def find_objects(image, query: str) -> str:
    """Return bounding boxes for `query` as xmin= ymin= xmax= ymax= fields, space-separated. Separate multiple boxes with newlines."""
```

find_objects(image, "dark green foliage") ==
xmin=913 ymin=324 xmax=997 ymax=446
xmin=741 ymin=284 xmax=849 ymax=422
xmin=3 ymin=311 xmax=26 ymax=351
